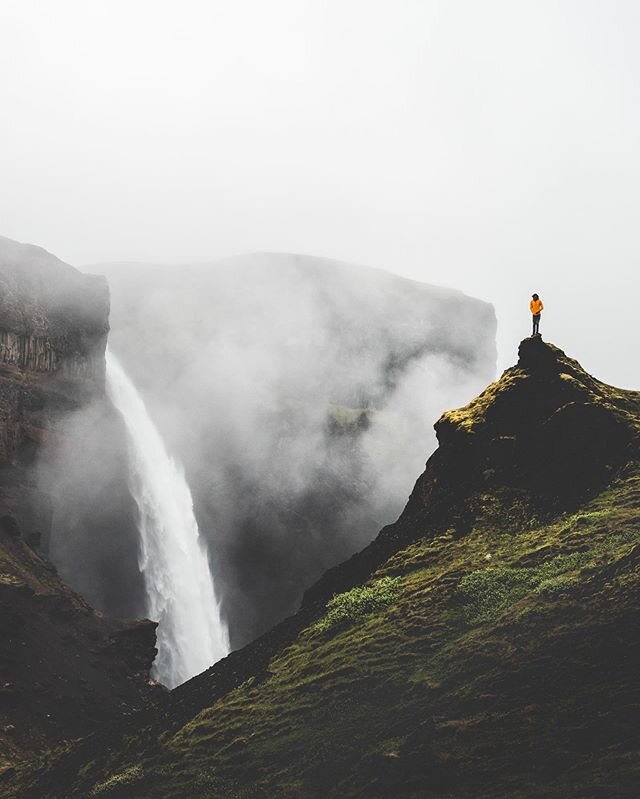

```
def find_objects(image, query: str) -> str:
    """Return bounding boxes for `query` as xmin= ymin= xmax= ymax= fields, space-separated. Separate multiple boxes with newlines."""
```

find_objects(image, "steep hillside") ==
xmin=0 ymin=238 xmax=158 ymax=783
xmin=93 ymin=253 xmax=497 ymax=647
xmin=12 ymin=337 xmax=640 ymax=798
xmin=0 ymin=520 xmax=158 ymax=785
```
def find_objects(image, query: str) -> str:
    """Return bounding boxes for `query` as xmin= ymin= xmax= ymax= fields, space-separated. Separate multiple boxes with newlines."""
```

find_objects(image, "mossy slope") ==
xmin=11 ymin=339 xmax=640 ymax=798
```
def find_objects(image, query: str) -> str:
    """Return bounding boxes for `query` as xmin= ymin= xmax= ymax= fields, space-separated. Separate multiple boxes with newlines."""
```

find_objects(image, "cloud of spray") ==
xmin=46 ymin=253 xmax=496 ymax=649
xmin=38 ymin=396 xmax=147 ymax=620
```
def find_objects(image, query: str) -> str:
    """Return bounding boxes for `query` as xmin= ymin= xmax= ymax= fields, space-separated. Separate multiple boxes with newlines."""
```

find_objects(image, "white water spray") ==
xmin=105 ymin=351 xmax=229 ymax=688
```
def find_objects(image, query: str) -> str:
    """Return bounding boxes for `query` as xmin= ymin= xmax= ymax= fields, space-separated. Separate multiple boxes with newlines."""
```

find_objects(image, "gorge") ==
xmin=0 ymin=235 xmax=496 ymax=772
xmin=97 ymin=253 xmax=497 ymax=648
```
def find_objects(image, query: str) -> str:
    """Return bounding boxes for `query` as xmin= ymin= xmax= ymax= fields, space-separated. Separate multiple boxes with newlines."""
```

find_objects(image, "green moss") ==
xmin=326 ymin=405 xmax=372 ymax=433
xmin=313 ymin=577 xmax=402 ymax=632
xmin=457 ymin=530 xmax=640 ymax=622
xmin=536 ymin=575 xmax=579 ymax=595
xmin=439 ymin=370 xmax=528 ymax=434
xmin=458 ymin=566 xmax=540 ymax=622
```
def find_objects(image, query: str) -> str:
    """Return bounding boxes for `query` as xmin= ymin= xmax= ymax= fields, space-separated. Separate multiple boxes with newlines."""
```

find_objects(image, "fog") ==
xmin=1 ymin=1 xmax=639 ymax=387
xmin=61 ymin=254 xmax=491 ymax=646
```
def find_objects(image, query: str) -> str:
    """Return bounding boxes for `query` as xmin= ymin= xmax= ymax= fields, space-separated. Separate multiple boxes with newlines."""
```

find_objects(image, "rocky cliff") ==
xmin=0 ymin=237 xmax=109 ymax=383
xmin=13 ymin=338 xmax=639 ymax=798
xmin=0 ymin=236 xmax=109 ymax=540
xmin=0 ymin=236 xmax=145 ymax=620
xmin=0 ymin=237 xmax=158 ymax=782
xmin=0 ymin=236 xmax=108 ymax=380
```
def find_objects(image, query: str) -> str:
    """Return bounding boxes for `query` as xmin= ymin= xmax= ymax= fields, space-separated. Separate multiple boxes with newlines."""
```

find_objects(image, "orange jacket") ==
xmin=530 ymin=298 xmax=544 ymax=315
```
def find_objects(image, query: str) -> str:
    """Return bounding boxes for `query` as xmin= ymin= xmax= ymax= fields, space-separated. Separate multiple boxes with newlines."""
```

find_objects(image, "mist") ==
xmin=43 ymin=253 xmax=496 ymax=648
xmin=69 ymin=253 xmax=492 ymax=646
xmin=38 ymin=396 xmax=147 ymax=620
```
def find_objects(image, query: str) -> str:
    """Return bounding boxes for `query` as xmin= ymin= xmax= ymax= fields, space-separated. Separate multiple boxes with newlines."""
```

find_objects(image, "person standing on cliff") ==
xmin=530 ymin=293 xmax=543 ymax=336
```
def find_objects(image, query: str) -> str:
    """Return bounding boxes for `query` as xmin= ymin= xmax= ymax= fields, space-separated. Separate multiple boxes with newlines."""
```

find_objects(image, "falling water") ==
xmin=105 ymin=351 xmax=229 ymax=688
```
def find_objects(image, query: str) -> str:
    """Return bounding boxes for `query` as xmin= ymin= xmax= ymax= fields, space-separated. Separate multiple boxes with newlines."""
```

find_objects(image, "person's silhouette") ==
xmin=530 ymin=293 xmax=543 ymax=336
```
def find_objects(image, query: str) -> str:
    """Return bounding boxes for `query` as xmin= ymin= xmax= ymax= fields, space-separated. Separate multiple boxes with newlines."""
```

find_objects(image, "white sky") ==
xmin=1 ymin=0 xmax=639 ymax=386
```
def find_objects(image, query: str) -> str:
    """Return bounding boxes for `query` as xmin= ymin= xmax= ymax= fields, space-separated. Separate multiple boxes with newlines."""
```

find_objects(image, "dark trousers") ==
xmin=532 ymin=314 xmax=541 ymax=335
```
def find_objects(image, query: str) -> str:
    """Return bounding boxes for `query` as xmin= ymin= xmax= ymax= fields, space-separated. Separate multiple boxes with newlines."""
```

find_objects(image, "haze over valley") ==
xmin=33 ymin=245 xmax=496 ymax=651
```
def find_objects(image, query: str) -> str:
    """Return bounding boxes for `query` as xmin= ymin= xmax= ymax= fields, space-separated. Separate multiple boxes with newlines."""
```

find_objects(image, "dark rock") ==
xmin=517 ymin=334 xmax=564 ymax=371
xmin=0 ymin=515 xmax=21 ymax=538
xmin=0 ymin=765 xmax=16 ymax=783
xmin=25 ymin=531 xmax=41 ymax=550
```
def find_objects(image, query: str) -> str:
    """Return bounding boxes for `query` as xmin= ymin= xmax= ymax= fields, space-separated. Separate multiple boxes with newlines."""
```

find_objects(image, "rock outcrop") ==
xmin=303 ymin=336 xmax=640 ymax=606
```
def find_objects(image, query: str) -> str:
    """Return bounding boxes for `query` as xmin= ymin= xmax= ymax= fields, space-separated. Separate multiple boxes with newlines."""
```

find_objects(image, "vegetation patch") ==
xmin=535 ymin=574 xmax=579 ymax=595
xmin=89 ymin=764 xmax=144 ymax=797
xmin=313 ymin=577 xmax=401 ymax=632
xmin=458 ymin=566 xmax=539 ymax=622
xmin=458 ymin=551 xmax=591 ymax=622
xmin=457 ymin=520 xmax=640 ymax=624
xmin=326 ymin=405 xmax=372 ymax=433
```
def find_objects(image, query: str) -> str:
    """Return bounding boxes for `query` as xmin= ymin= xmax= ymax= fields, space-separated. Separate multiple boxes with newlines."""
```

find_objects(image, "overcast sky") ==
xmin=1 ymin=0 xmax=638 ymax=386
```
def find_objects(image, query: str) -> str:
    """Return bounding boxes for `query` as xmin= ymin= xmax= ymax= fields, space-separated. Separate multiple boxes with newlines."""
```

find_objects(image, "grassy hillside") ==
xmin=10 ymin=338 xmax=640 ymax=798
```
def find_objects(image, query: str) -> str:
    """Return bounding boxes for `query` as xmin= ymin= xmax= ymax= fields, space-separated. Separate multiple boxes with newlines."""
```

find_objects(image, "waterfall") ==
xmin=105 ymin=351 xmax=229 ymax=688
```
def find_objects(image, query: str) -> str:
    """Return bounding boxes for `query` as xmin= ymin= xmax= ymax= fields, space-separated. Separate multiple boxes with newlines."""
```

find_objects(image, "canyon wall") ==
xmin=0 ymin=236 xmax=110 ymax=538
xmin=0 ymin=236 xmax=108 ymax=379
xmin=0 ymin=237 xmax=157 ymax=779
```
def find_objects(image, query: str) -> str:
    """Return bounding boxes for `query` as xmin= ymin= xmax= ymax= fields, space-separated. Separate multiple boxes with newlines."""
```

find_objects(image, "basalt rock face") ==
xmin=0 ymin=236 xmax=109 ymax=541
xmin=0 ymin=236 xmax=108 ymax=381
